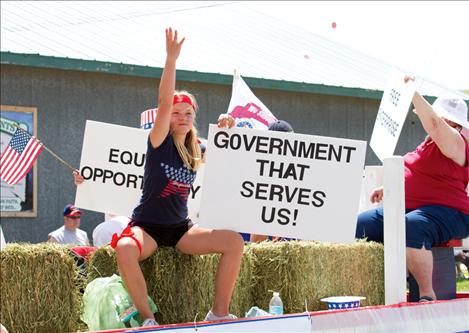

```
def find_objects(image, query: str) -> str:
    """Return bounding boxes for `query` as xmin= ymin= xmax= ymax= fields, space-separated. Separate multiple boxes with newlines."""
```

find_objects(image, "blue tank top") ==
xmin=132 ymin=135 xmax=196 ymax=225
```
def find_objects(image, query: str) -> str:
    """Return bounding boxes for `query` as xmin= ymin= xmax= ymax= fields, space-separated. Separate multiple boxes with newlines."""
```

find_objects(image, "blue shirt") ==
xmin=132 ymin=135 xmax=196 ymax=225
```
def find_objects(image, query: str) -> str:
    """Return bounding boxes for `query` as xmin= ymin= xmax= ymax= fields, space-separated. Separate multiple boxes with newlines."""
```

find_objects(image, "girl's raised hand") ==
xmin=166 ymin=27 xmax=185 ymax=60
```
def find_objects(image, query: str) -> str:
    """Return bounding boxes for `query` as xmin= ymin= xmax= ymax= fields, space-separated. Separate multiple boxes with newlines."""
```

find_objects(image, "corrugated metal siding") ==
xmin=1 ymin=1 xmax=467 ymax=99
xmin=0 ymin=65 xmax=429 ymax=243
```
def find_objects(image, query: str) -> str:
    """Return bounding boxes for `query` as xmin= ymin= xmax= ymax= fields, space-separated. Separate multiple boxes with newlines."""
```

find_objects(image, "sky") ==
xmin=246 ymin=1 xmax=469 ymax=90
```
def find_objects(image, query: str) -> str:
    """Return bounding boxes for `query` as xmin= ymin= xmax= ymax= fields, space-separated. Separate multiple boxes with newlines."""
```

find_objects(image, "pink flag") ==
xmin=227 ymin=73 xmax=277 ymax=129
xmin=0 ymin=128 xmax=43 ymax=185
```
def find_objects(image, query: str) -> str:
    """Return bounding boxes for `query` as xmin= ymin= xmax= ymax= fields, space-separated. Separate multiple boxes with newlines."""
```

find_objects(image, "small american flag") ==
xmin=0 ymin=128 xmax=43 ymax=185
xmin=140 ymin=108 xmax=158 ymax=129
xmin=159 ymin=163 xmax=195 ymax=200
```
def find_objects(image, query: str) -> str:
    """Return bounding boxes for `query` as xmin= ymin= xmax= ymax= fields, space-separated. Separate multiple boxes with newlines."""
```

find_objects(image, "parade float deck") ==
xmin=89 ymin=296 xmax=469 ymax=333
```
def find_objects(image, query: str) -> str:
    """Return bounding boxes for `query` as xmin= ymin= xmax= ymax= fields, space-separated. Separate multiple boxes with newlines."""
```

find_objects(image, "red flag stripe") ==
xmin=0 ymin=147 xmax=20 ymax=180
xmin=1 ymin=151 xmax=21 ymax=183
xmin=0 ymin=147 xmax=15 ymax=174
xmin=10 ymin=142 xmax=43 ymax=184
xmin=10 ymin=147 xmax=42 ymax=185
xmin=8 ymin=140 xmax=42 ymax=184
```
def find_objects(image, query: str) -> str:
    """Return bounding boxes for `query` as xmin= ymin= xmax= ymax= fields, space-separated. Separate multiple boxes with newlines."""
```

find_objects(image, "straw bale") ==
xmin=0 ymin=243 xmax=81 ymax=333
xmin=87 ymin=246 xmax=254 ymax=324
xmin=250 ymin=240 xmax=384 ymax=313
xmin=86 ymin=246 xmax=118 ymax=282
xmin=0 ymin=240 xmax=384 ymax=332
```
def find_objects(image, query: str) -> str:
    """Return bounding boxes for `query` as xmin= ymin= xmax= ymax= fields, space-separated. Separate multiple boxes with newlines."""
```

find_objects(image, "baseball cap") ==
xmin=432 ymin=97 xmax=469 ymax=130
xmin=63 ymin=204 xmax=82 ymax=217
xmin=268 ymin=120 xmax=294 ymax=133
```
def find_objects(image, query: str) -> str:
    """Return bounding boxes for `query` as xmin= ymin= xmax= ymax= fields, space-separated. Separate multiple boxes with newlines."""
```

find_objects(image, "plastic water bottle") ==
xmin=269 ymin=292 xmax=283 ymax=315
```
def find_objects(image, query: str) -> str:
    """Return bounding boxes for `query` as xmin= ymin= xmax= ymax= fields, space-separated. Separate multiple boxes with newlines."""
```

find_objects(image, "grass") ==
xmin=457 ymin=279 xmax=469 ymax=292
xmin=456 ymin=264 xmax=469 ymax=292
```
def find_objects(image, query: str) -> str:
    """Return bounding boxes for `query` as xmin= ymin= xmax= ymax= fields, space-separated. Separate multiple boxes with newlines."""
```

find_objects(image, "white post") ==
xmin=383 ymin=156 xmax=407 ymax=305
xmin=0 ymin=225 xmax=5 ymax=251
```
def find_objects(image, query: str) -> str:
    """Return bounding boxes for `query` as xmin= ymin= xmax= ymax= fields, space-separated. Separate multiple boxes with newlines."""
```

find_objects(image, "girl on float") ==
xmin=110 ymin=28 xmax=244 ymax=325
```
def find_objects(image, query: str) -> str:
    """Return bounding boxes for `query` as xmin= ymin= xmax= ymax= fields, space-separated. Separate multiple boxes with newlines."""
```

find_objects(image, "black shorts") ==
xmin=129 ymin=218 xmax=194 ymax=247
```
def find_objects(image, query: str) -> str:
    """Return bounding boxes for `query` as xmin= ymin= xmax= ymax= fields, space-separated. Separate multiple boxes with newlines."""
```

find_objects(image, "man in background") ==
xmin=47 ymin=204 xmax=90 ymax=246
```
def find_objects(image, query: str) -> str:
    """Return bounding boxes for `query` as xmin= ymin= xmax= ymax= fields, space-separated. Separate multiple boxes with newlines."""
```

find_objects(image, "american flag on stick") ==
xmin=0 ymin=128 xmax=43 ymax=185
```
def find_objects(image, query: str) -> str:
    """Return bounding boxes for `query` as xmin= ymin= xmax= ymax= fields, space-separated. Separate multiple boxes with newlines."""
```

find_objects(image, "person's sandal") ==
xmin=418 ymin=296 xmax=434 ymax=302
xmin=204 ymin=310 xmax=237 ymax=321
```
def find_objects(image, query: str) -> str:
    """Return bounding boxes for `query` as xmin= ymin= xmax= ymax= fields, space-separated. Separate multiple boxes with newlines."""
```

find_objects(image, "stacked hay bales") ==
xmin=249 ymin=240 xmax=384 ymax=313
xmin=0 ymin=240 xmax=384 ymax=331
xmin=88 ymin=246 xmax=254 ymax=324
xmin=0 ymin=243 xmax=81 ymax=333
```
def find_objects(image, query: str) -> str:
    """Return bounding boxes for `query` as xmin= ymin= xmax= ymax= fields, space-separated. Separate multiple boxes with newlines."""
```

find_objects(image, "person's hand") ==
xmin=73 ymin=170 xmax=84 ymax=185
xmin=369 ymin=186 xmax=383 ymax=203
xmin=404 ymin=75 xmax=415 ymax=84
xmin=217 ymin=113 xmax=236 ymax=128
xmin=165 ymin=27 xmax=185 ymax=61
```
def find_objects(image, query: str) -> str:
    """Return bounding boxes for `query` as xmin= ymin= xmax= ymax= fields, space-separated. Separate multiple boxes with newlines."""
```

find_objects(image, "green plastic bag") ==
xmin=81 ymin=274 xmax=157 ymax=330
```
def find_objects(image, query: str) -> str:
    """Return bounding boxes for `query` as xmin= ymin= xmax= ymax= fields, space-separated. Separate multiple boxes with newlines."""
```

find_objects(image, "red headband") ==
xmin=173 ymin=94 xmax=195 ymax=109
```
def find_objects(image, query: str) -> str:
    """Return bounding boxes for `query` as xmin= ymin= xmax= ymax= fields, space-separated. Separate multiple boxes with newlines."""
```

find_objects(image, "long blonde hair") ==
xmin=172 ymin=90 xmax=202 ymax=171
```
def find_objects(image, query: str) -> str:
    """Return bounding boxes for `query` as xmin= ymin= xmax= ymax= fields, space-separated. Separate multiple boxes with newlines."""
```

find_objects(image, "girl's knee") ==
xmin=232 ymin=232 xmax=245 ymax=253
xmin=222 ymin=231 xmax=244 ymax=253
xmin=115 ymin=238 xmax=140 ymax=261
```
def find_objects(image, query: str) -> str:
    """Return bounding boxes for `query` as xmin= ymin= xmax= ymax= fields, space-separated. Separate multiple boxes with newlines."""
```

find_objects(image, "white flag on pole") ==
xmin=227 ymin=71 xmax=277 ymax=130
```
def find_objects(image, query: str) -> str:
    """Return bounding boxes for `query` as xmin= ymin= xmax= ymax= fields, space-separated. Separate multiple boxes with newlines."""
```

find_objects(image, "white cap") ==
xmin=273 ymin=292 xmax=280 ymax=297
xmin=432 ymin=97 xmax=469 ymax=130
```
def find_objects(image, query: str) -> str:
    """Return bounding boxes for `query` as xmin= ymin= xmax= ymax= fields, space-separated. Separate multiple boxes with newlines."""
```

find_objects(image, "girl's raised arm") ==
xmin=150 ymin=28 xmax=185 ymax=148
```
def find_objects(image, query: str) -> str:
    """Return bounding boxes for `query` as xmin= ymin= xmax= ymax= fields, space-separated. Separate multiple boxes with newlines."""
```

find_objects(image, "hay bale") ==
xmin=86 ymin=246 xmax=118 ymax=282
xmin=0 ymin=243 xmax=81 ymax=333
xmin=249 ymin=240 xmax=384 ymax=313
xmin=0 ymin=240 xmax=384 ymax=331
xmin=87 ymin=246 xmax=254 ymax=324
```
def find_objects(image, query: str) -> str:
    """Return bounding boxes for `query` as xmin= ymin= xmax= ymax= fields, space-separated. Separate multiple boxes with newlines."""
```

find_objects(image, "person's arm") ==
xmin=406 ymin=77 xmax=466 ymax=166
xmin=149 ymin=28 xmax=185 ymax=149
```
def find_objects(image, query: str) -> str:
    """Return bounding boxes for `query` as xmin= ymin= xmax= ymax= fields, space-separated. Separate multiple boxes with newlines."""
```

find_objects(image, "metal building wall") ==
xmin=0 ymin=64 xmax=426 ymax=243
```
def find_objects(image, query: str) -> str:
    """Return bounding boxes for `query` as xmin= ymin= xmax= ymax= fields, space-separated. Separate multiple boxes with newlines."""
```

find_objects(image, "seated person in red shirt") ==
xmin=356 ymin=76 xmax=469 ymax=302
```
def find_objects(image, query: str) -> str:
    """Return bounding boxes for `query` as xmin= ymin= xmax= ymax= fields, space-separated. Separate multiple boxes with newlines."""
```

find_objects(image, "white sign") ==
xmin=358 ymin=165 xmax=383 ymax=213
xmin=369 ymin=68 xmax=416 ymax=162
xmin=187 ymin=163 xmax=204 ymax=223
xmin=75 ymin=120 xmax=204 ymax=218
xmin=199 ymin=125 xmax=367 ymax=243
